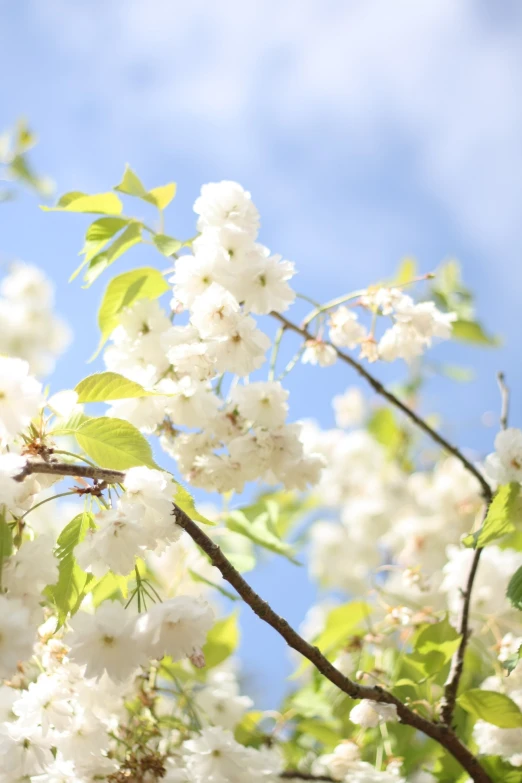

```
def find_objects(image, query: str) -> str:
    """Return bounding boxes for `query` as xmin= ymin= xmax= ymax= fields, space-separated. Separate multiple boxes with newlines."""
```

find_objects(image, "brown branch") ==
xmin=280 ymin=773 xmax=333 ymax=781
xmin=441 ymin=543 xmax=483 ymax=725
xmin=271 ymin=310 xmax=496 ymax=732
xmin=271 ymin=311 xmax=492 ymax=502
xmin=20 ymin=461 xmax=493 ymax=782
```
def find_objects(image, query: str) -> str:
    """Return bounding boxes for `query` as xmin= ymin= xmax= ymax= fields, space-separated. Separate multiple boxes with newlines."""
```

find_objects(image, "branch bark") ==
xmin=19 ymin=459 xmax=493 ymax=782
xmin=271 ymin=311 xmax=492 ymax=503
xmin=271 ymin=310 xmax=497 ymax=729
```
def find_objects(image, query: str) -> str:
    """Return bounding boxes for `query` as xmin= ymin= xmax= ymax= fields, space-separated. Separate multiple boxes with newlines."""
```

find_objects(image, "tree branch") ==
xmin=280 ymin=773 xmax=333 ymax=781
xmin=19 ymin=460 xmax=493 ymax=782
xmin=440 ymin=543 xmax=483 ymax=725
xmin=271 ymin=311 xmax=493 ymax=503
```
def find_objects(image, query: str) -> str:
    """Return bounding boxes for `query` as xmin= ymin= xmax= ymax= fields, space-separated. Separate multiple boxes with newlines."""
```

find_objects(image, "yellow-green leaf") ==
xmin=463 ymin=484 xmax=521 ymax=548
xmin=42 ymin=191 xmax=123 ymax=215
xmin=457 ymin=689 xmax=522 ymax=728
xmin=153 ymin=234 xmax=182 ymax=256
xmin=148 ymin=183 xmax=176 ymax=210
xmin=75 ymin=417 xmax=159 ymax=470
xmin=75 ymin=372 xmax=158 ymax=403
xmin=202 ymin=613 xmax=239 ymax=668
xmin=174 ymin=483 xmax=215 ymax=526
xmin=82 ymin=222 xmax=142 ymax=287
xmin=115 ymin=165 xmax=176 ymax=210
xmin=93 ymin=267 xmax=170 ymax=358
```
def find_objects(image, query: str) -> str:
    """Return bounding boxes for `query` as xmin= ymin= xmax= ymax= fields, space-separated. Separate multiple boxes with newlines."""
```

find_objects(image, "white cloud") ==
xmin=28 ymin=0 xmax=522 ymax=271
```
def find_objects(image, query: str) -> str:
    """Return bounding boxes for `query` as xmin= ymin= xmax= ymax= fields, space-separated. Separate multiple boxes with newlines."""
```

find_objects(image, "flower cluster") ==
xmin=0 ymin=262 xmax=71 ymax=375
xmin=104 ymin=182 xmax=323 ymax=494
xmin=310 ymin=286 xmax=456 ymax=366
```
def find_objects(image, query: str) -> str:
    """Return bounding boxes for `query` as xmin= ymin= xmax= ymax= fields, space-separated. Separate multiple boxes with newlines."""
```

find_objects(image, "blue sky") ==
xmin=1 ymin=0 xmax=521 ymax=706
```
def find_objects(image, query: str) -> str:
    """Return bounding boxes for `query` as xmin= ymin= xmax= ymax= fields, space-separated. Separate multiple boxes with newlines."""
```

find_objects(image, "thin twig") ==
xmin=271 ymin=311 xmax=492 ymax=502
xmin=280 ymin=773 xmax=334 ymax=781
xmin=19 ymin=459 xmax=493 ymax=783
xmin=497 ymin=371 xmax=509 ymax=431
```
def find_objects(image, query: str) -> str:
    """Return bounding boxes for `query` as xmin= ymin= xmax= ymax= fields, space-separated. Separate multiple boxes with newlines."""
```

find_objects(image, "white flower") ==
xmin=0 ymin=262 xmax=71 ymax=376
xmin=378 ymin=323 xmax=426 ymax=363
xmin=75 ymin=509 xmax=144 ymax=577
xmin=302 ymin=340 xmax=337 ymax=367
xmin=442 ymin=545 xmax=522 ymax=618
xmin=120 ymin=466 xmax=181 ymax=547
xmin=66 ymin=602 xmax=146 ymax=682
xmin=333 ymin=387 xmax=365 ymax=428
xmin=329 ymin=307 xmax=367 ymax=348
xmin=212 ymin=316 xmax=270 ymax=376
xmin=194 ymin=181 xmax=260 ymax=237
xmin=135 ymin=596 xmax=214 ymax=661
xmin=360 ymin=287 xmax=405 ymax=315
xmin=485 ymin=428 xmax=522 ymax=485
xmin=394 ymin=297 xmax=455 ymax=340
xmin=30 ymin=756 xmax=83 ymax=783
xmin=170 ymin=248 xmax=227 ymax=310
xmin=473 ymin=688 xmax=522 ymax=766
xmin=349 ymin=699 xmax=399 ymax=728
xmin=3 ymin=535 xmax=58 ymax=603
xmin=195 ymin=670 xmax=253 ymax=730
xmin=322 ymin=740 xmax=361 ymax=780
xmin=237 ymin=255 xmax=296 ymax=315
xmin=46 ymin=390 xmax=79 ymax=420
xmin=117 ymin=298 xmax=172 ymax=339
xmin=12 ymin=673 xmax=73 ymax=736
xmin=0 ymin=452 xmax=27 ymax=507
xmin=183 ymin=726 xmax=279 ymax=783
xmin=0 ymin=357 xmax=43 ymax=444
xmin=163 ymin=377 xmax=220 ymax=429
xmin=190 ymin=283 xmax=241 ymax=339
xmin=231 ymin=381 xmax=289 ymax=429
xmin=106 ymin=394 xmax=168 ymax=433
xmin=0 ymin=595 xmax=36 ymax=677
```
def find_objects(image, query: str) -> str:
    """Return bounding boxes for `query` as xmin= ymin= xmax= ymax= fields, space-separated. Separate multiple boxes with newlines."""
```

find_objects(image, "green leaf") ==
xmin=0 ymin=509 xmax=13 ymax=562
xmin=502 ymin=645 xmax=522 ymax=675
xmin=457 ymin=689 xmax=522 ymax=728
xmin=314 ymin=601 xmax=371 ymax=656
xmin=153 ymin=234 xmax=183 ymax=256
xmin=226 ymin=509 xmax=298 ymax=564
xmin=174 ymin=483 xmax=214 ymax=526
xmin=85 ymin=217 xmax=130 ymax=242
xmin=202 ymin=614 xmax=239 ymax=668
xmin=82 ymin=222 xmax=142 ymax=287
xmin=412 ymin=616 xmax=461 ymax=673
xmin=115 ymin=165 xmax=176 ymax=210
xmin=43 ymin=191 xmax=123 ymax=214
xmin=507 ymin=566 xmax=522 ymax=611
xmin=148 ymin=183 xmax=176 ymax=210
xmin=75 ymin=372 xmax=157 ymax=403
xmin=46 ymin=512 xmax=95 ymax=625
xmin=90 ymin=571 xmax=129 ymax=606
xmin=394 ymin=257 xmax=417 ymax=284
xmin=464 ymin=484 xmax=521 ymax=548
xmin=480 ymin=757 xmax=522 ymax=783
xmin=115 ymin=165 xmax=149 ymax=198
xmin=368 ymin=408 xmax=403 ymax=455
xmin=452 ymin=319 xmax=499 ymax=347
xmin=93 ymin=267 xmax=170 ymax=357
xmin=75 ymin=417 xmax=159 ymax=470
xmin=49 ymin=410 xmax=92 ymax=436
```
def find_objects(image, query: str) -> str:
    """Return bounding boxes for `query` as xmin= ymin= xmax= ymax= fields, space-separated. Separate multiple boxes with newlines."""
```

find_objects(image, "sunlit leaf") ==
xmin=75 ymin=372 xmax=158 ymax=403
xmin=43 ymin=191 xmax=123 ymax=214
xmin=75 ymin=417 xmax=159 ymax=470
xmin=457 ymin=689 xmax=522 ymax=728
xmin=202 ymin=613 xmax=239 ymax=668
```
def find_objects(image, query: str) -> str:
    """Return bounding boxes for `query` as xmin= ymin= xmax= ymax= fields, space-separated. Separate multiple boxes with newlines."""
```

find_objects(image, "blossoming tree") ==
xmin=1 ymin=122 xmax=521 ymax=783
